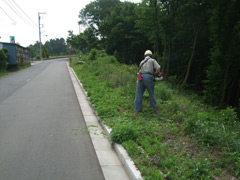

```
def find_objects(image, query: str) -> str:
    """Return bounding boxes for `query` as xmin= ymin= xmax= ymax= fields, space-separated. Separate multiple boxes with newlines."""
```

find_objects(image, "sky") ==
xmin=0 ymin=0 xmax=141 ymax=47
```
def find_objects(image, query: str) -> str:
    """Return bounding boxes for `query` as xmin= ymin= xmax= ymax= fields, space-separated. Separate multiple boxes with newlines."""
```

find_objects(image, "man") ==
xmin=134 ymin=50 xmax=161 ymax=112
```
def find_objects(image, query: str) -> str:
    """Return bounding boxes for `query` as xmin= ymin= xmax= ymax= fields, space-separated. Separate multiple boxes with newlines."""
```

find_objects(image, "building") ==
xmin=0 ymin=42 xmax=30 ymax=66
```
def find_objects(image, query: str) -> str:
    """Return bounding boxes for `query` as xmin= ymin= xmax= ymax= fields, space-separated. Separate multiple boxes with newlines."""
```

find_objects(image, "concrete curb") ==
xmin=67 ymin=63 xmax=144 ymax=180
xmin=98 ymin=119 xmax=143 ymax=180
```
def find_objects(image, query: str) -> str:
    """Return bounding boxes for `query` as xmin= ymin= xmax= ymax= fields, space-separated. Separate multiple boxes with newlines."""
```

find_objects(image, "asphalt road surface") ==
xmin=0 ymin=59 xmax=105 ymax=180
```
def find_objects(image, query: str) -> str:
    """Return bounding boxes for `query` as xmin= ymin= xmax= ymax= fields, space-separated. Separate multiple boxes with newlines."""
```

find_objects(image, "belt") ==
xmin=141 ymin=73 xmax=152 ymax=75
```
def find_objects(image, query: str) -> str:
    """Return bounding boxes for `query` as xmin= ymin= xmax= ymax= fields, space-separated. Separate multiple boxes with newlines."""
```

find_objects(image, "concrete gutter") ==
xmin=67 ymin=62 xmax=144 ymax=180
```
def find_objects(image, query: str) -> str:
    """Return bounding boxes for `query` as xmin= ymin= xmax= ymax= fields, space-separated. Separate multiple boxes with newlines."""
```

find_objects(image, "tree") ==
xmin=204 ymin=0 xmax=240 ymax=107
xmin=79 ymin=0 xmax=121 ymax=37
xmin=135 ymin=0 xmax=162 ymax=58
xmin=180 ymin=0 xmax=209 ymax=85
xmin=79 ymin=0 xmax=149 ymax=64
xmin=28 ymin=38 xmax=68 ymax=58
xmin=67 ymin=30 xmax=81 ymax=50
xmin=135 ymin=0 xmax=180 ymax=78
xmin=73 ymin=0 xmax=240 ymax=108
xmin=42 ymin=45 xmax=49 ymax=58
xmin=28 ymin=42 xmax=40 ymax=59
xmin=67 ymin=27 xmax=100 ymax=54
xmin=135 ymin=0 xmax=210 ymax=87
xmin=83 ymin=27 xmax=100 ymax=51
xmin=44 ymin=38 xmax=67 ymax=56
xmin=102 ymin=1 xmax=141 ymax=63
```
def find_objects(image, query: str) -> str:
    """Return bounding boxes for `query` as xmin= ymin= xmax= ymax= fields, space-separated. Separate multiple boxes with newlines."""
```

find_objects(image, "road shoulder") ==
xmin=67 ymin=62 xmax=144 ymax=180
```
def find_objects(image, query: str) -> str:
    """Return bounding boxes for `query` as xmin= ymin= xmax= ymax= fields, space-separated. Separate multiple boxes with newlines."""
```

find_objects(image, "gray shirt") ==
xmin=139 ymin=56 xmax=160 ymax=75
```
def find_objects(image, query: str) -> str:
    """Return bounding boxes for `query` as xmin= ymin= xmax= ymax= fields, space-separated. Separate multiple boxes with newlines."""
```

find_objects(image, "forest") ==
xmin=27 ymin=38 xmax=69 ymax=59
xmin=67 ymin=0 xmax=240 ymax=110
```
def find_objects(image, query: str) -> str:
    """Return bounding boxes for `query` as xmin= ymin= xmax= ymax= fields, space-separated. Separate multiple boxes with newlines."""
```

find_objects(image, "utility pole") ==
xmin=38 ymin=12 xmax=46 ymax=61
xmin=69 ymin=44 xmax=71 ymax=62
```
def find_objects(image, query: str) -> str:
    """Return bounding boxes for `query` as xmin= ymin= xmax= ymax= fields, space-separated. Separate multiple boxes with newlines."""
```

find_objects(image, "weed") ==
xmin=110 ymin=121 xmax=139 ymax=144
xmin=122 ymin=140 xmax=143 ymax=159
xmin=155 ymin=83 xmax=172 ymax=101
xmin=88 ymin=48 xmax=98 ymax=60
xmin=70 ymin=55 xmax=240 ymax=180
xmin=0 ymin=70 xmax=7 ymax=77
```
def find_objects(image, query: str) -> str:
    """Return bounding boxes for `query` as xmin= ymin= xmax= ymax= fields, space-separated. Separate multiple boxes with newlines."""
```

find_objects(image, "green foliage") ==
xmin=188 ymin=159 xmax=213 ymax=180
xmin=67 ymin=28 xmax=100 ymax=54
xmin=27 ymin=42 xmax=40 ymax=59
xmin=69 ymin=0 xmax=240 ymax=177
xmin=0 ymin=48 xmax=8 ymax=71
xmin=88 ymin=48 xmax=98 ymax=60
xmin=6 ymin=62 xmax=31 ymax=74
xmin=122 ymin=140 xmax=143 ymax=159
xmin=28 ymin=38 xmax=68 ymax=59
xmin=79 ymin=0 xmax=121 ymax=34
xmin=75 ymin=0 xmax=240 ymax=108
xmin=71 ymin=49 xmax=240 ymax=179
xmin=44 ymin=38 xmax=67 ymax=56
xmin=110 ymin=122 xmax=139 ymax=144
xmin=35 ymin=55 xmax=40 ymax=60
xmin=223 ymin=152 xmax=240 ymax=177
xmin=155 ymin=83 xmax=172 ymax=101
xmin=204 ymin=0 xmax=240 ymax=107
xmin=184 ymin=108 xmax=240 ymax=155
xmin=42 ymin=45 xmax=49 ymax=58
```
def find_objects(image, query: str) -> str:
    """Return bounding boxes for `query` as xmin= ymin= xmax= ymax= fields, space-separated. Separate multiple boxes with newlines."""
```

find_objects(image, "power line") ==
xmin=2 ymin=0 xmax=38 ymax=30
xmin=11 ymin=0 xmax=38 ymax=28
xmin=3 ymin=0 xmax=25 ymax=22
xmin=0 ymin=5 xmax=17 ymax=24
xmin=0 ymin=23 xmax=15 ymax=28
xmin=6 ymin=0 xmax=37 ymax=29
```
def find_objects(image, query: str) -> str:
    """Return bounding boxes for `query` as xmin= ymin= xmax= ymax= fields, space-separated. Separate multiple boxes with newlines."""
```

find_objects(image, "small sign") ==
xmin=10 ymin=36 xmax=15 ymax=43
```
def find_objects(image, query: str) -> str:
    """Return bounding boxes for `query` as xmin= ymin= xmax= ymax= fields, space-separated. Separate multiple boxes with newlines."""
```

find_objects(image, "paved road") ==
xmin=0 ymin=59 xmax=105 ymax=180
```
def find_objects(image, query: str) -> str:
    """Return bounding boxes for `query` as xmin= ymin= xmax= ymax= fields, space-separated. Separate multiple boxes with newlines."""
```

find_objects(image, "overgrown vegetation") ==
xmin=68 ymin=0 xmax=240 ymax=109
xmin=0 ymin=48 xmax=8 ymax=77
xmin=68 ymin=1 xmax=240 ymax=178
xmin=70 ymin=54 xmax=240 ymax=180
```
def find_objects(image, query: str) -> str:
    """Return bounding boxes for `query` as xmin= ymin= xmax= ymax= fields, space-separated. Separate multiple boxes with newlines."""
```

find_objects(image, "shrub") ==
xmin=218 ymin=107 xmax=238 ymax=124
xmin=156 ymin=83 xmax=172 ymax=101
xmin=0 ymin=48 xmax=8 ymax=70
xmin=110 ymin=122 xmax=139 ymax=144
xmin=184 ymin=112 xmax=225 ymax=146
xmin=88 ymin=48 xmax=98 ymax=60
xmin=184 ymin=108 xmax=240 ymax=153
xmin=36 ymin=55 xmax=40 ymax=60
xmin=43 ymin=45 xmax=49 ymax=58
xmin=71 ymin=53 xmax=240 ymax=179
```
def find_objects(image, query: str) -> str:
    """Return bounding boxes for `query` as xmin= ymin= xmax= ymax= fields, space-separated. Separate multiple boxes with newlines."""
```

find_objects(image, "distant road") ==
xmin=0 ymin=58 xmax=105 ymax=180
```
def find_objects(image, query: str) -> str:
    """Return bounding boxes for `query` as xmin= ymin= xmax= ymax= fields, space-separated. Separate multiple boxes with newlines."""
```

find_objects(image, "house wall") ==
xmin=0 ymin=42 xmax=29 ymax=65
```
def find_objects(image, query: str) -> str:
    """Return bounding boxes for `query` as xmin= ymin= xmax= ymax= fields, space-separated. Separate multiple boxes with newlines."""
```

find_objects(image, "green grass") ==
xmin=70 ymin=54 xmax=240 ymax=180
xmin=7 ymin=62 xmax=31 ymax=72
xmin=0 ymin=70 xmax=7 ymax=78
xmin=0 ymin=63 xmax=31 ymax=78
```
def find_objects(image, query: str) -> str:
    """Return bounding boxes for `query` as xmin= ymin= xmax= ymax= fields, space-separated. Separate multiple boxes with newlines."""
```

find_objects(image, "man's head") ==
xmin=144 ymin=50 xmax=152 ymax=57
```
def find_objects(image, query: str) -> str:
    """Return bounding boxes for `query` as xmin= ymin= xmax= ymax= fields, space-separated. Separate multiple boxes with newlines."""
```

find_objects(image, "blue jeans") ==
xmin=134 ymin=74 xmax=156 ymax=112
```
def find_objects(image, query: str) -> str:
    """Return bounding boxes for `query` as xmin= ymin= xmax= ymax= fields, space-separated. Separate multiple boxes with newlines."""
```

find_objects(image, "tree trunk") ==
xmin=220 ymin=62 xmax=230 ymax=105
xmin=226 ymin=76 xmax=235 ymax=105
xmin=183 ymin=29 xmax=198 ymax=85
xmin=162 ymin=44 xmax=167 ymax=74
xmin=154 ymin=0 xmax=159 ymax=60
xmin=166 ymin=44 xmax=171 ymax=80
xmin=235 ymin=80 xmax=240 ymax=106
